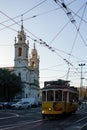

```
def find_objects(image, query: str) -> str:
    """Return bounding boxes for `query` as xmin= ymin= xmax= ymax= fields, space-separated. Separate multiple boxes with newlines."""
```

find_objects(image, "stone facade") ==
xmin=13 ymin=23 xmax=40 ymax=100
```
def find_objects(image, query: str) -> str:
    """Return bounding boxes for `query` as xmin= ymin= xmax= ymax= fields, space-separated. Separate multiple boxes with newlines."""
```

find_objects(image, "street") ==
xmin=0 ymin=104 xmax=87 ymax=130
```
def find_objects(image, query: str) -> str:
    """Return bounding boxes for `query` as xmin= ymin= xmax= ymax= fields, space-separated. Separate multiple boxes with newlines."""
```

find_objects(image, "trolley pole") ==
xmin=79 ymin=63 xmax=85 ymax=100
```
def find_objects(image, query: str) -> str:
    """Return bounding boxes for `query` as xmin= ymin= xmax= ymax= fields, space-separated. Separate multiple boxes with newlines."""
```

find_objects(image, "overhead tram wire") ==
xmin=67 ymin=2 xmax=86 ymax=79
xmin=54 ymin=0 xmax=87 ymax=79
xmin=28 ymin=34 xmax=77 ymax=73
xmin=0 ymin=10 xmax=21 ymax=31
xmin=51 ymin=1 xmax=87 ymax=46
xmin=68 ymin=1 xmax=87 ymax=60
xmin=49 ymin=21 xmax=70 ymax=45
xmin=50 ymin=0 xmax=79 ymax=45
xmin=53 ymin=0 xmax=87 ymax=53
xmin=0 ymin=7 xmax=61 ymax=32
xmin=0 ymin=1 xmax=84 ymax=76
xmin=0 ymin=1 xmax=79 ymax=43
xmin=0 ymin=21 xmax=17 ymax=32
xmin=0 ymin=5 xmax=62 ymax=40
xmin=0 ymin=10 xmax=43 ymax=41
xmin=0 ymin=0 xmax=47 ymax=25
xmin=67 ymin=0 xmax=78 ymax=6
xmin=22 ymin=0 xmax=47 ymax=16
xmin=46 ymin=1 xmax=87 ymax=69
xmin=0 ymin=1 xmax=82 ymax=81
xmin=53 ymin=47 xmax=85 ymax=62
xmin=54 ymin=0 xmax=87 ymax=25
xmin=27 ymin=34 xmax=84 ymax=77
xmin=66 ymin=2 xmax=87 ymax=80
xmin=67 ymin=2 xmax=87 ymax=47
xmin=0 ymin=3 xmax=85 ymax=67
xmin=68 ymin=3 xmax=87 ymax=47
xmin=68 ymin=3 xmax=87 ymax=24
xmin=28 ymin=33 xmax=85 ymax=65
xmin=0 ymin=0 xmax=47 ymax=33
xmin=67 ymin=2 xmax=87 ymax=79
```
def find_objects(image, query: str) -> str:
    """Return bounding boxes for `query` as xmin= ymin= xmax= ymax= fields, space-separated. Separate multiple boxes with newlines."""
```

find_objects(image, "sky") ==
xmin=0 ymin=0 xmax=87 ymax=88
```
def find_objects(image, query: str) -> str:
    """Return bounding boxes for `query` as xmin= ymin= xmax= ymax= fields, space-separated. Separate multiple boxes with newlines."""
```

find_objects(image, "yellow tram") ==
xmin=42 ymin=79 xmax=79 ymax=119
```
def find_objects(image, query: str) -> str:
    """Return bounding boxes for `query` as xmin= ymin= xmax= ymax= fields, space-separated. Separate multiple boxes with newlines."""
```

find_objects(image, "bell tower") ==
xmin=14 ymin=22 xmax=29 ymax=67
xmin=29 ymin=43 xmax=39 ymax=70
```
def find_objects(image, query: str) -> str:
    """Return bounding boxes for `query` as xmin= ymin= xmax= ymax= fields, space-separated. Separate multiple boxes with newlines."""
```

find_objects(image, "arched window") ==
xmin=32 ymin=61 xmax=35 ymax=67
xmin=18 ymin=47 xmax=22 ymax=56
xmin=18 ymin=72 xmax=21 ymax=79
xmin=26 ymin=48 xmax=28 ymax=58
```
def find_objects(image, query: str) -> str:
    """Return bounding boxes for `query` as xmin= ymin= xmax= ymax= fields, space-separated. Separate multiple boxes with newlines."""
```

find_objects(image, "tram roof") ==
xmin=42 ymin=85 xmax=78 ymax=93
xmin=42 ymin=79 xmax=78 ymax=92
xmin=44 ymin=79 xmax=70 ymax=87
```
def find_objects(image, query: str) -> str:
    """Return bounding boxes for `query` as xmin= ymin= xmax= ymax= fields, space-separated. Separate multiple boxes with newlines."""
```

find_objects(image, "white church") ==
xmin=7 ymin=23 xmax=40 ymax=100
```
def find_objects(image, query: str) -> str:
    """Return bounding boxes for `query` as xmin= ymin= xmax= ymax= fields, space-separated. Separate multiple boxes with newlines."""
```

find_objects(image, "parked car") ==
xmin=11 ymin=101 xmax=31 ymax=109
xmin=0 ymin=102 xmax=3 ymax=109
xmin=6 ymin=102 xmax=17 ymax=109
xmin=20 ymin=97 xmax=38 ymax=107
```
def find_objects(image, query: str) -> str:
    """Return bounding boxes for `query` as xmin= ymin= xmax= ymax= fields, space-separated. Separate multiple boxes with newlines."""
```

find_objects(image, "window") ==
xmin=42 ymin=91 xmax=46 ymax=101
xmin=55 ymin=90 xmax=62 ymax=101
xmin=32 ymin=62 xmax=35 ymax=67
xmin=18 ymin=72 xmax=21 ymax=79
xmin=26 ymin=48 xmax=28 ymax=58
xmin=47 ymin=90 xmax=54 ymax=101
xmin=69 ymin=93 xmax=78 ymax=103
xmin=20 ymin=37 xmax=22 ymax=41
xmin=63 ymin=91 xmax=67 ymax=101
xmin=18 ymin=47 xmax=22 ymax=56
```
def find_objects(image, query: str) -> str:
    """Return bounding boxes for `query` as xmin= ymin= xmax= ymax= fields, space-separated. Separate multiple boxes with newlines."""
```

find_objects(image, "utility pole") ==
xmin=79 ymin=63 xmax=85 ymax=100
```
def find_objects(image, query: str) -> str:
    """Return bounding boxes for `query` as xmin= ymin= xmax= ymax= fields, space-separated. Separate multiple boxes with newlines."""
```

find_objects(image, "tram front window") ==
xmin=47 ymin=90 xmax=54 ymax=101
xmin=42 ymin=91 xmax=46 ymax=101
xmin=55 ymin=90 xmax=62 ymax=101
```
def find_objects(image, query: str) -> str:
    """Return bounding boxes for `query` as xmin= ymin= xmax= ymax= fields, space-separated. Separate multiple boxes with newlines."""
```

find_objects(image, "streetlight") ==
xmin=79 ymin=63 xmax=85 ymax=100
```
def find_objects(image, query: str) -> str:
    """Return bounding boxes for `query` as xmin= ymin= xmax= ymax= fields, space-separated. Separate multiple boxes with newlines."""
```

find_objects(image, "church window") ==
xmin=20 ymin=38 xmax=22 ymax=40
xmin=18 ymin=47 xmax=22 ymax=56
xmin=33 ymin=54 xmax=35 ymax=57
xmin=26 ymin=48 xmax=28 ymax=58
xmin=32 ymin=61 xmax=35 ymax=68
xmin=18 ymin=72 xmax=21 ymax=79
xmin=20 ymin=36 xmax=22 ymax=41
xmin=26 ymin=94 xmax=28 ymax=98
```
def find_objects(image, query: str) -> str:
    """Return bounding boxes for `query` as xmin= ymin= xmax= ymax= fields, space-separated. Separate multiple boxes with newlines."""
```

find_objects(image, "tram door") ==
xmin=63 ymin=91 xmax=67 ymax=113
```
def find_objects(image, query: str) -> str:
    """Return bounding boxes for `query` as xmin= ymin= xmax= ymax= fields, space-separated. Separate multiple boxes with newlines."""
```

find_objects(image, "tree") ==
xmin=0 ymin=68 xmax=22 ymax=101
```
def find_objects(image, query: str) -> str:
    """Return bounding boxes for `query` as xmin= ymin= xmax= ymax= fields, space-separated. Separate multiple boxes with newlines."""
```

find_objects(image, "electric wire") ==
xmin=0 ymin=0 xmax=47 ymax=33
xmin=0 ymin=0 xmax=87 ymax=84
xmin=49 ymin=1 xmax=85 ymax=46
xmin=67 ymin=3 xmax=87 ymax=80
xmin=0 ymin=7 xmax=62 ymax=33
xmin=0 ymin=1 xmax=86 ymax=69
xmin=54 ymin=0 xmax=87 ymax=80
xmin=0 ymin=0 xmax=47 ymax=25
xmin=22 ymin=0 xmax=47 ymax=16
xmin=49 ymin=21 xmax=70 ymax=45
xmin=67 ymin=0 xmax=78 ymax=6
xmin=69 ymin=2 xmax=87 ymax=59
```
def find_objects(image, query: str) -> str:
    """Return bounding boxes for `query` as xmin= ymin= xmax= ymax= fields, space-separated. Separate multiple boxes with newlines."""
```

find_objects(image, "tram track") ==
xmin=0 ymin=104 xmax=87 ymax=130
xmin=64 ymin=114 xmax=87 ymax=130
xmin=0 ymin=114 xmax=87 ymax=130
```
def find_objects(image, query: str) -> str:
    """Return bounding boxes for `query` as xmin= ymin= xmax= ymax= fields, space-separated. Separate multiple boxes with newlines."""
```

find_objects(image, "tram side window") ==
xmin=72 ymin=93 xmax=78 ymax=102
xmin=42 ymin=91 xmax=46 ymax=101
xmin=69 ymin=93 xmax=78 ymax=103
xmin=69 ymin=92 xmax=73 ymax=102
xmin=63 ymin=92 xmax=67 ymax=101
xmin=55 ymin=90 xmax=62 ymax=101
xmin=47 ymin=90 xmax=54 ymax=101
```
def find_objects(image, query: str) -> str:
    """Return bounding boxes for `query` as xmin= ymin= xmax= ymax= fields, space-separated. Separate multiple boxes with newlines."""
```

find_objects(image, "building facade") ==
xmin=13 ymin=23 xmax=40 ymax=100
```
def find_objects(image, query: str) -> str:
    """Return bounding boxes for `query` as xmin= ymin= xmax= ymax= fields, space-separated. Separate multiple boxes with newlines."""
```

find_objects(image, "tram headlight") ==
xmin=42 ymin=110 xmax=45 ymax=114
xmin=49 ymin=107 xmax=52 ymax=111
